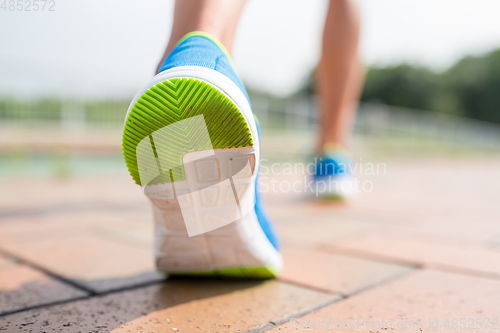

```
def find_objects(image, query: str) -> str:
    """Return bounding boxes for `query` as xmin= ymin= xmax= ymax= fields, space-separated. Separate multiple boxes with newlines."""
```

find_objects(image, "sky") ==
xmin=1 ymin=0 xmax=500 ymax=99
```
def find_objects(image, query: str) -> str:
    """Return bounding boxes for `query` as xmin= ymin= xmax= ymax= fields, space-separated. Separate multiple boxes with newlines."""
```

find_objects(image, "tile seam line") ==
xmin=0 ymin=269 xmax=415 ymax=320
xmin=317 ymin=244 xmax=422 ymax=267
xmin=251 ymin=268 xmax=418 ymax=333
xmin=277 ymin=279 xmax=342 ymax=296
xmin=253 ymin=265 xmax=500 ymax=333
xmin=320 ymin=244 xmax=500 ymax=282
xmin=244 ymin=296 xmax=344 ymax=333
xmin=281 ymin=265 xmax=417 ymax=298
xmin=339 ymin=266 xmax=416 ymax=298
xmin=0 ymin=247 xmax=95 ymax=296
xmin=0 ymin=202 xmax=146 ymax=219
xmin=0 ymin=279 xmax=166 ymax=318
xmin=0 ymin=256 xmax=423 ymax=328
xmin=428 ymin=263 xmax=500 ymax=282
xmin=0 ymin=295 xmax=90 ymax=318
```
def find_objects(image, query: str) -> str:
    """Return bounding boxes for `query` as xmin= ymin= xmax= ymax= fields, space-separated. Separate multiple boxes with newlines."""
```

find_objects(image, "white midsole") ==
xmin=152 ymin=146 xmax=283 ymax=272
xmin=310 ymin=173 xmax=357 ymax=199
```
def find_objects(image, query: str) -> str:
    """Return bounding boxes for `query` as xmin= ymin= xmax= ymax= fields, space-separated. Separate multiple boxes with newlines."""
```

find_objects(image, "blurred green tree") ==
xmin=444 ymin=49 xmax=500 ymax=123
xmin=296 ymin=49 xmax=500 ymax=124
xmin=361 ymin=64 xmax=440 ymax=111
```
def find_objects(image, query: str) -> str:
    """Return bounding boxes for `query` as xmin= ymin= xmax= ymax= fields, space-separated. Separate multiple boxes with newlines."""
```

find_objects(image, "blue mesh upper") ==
xmin=254 ymin=121 xmax=280 ymax=250
xmin=158 ymin=34 xmax=278 ymax=250
xmin=315 ymin=158 xmax=346 ymax=176
xmin=313 ymin=151 xmax=352 ymax=178
xmin=158 ymin=36 xmax=251 ymax=106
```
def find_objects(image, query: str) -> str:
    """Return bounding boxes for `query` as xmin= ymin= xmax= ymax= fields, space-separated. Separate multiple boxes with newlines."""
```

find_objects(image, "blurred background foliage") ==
xmin=2 ymin=48 xmax=500 ymax=180
xmin=361 ymin=49 xmax=500 ymax=123
xmin=1 ymin=49 xmax=500 ymax=125
xmin=298 ymin=48 xmax=500 ymax=124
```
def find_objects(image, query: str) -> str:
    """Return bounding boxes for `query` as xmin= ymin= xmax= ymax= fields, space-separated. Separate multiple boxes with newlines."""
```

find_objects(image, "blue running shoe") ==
xmin=310 ymin=145 xmax=355 ymax=201
xmin=122 ymin=32 xmax=282 ymax=278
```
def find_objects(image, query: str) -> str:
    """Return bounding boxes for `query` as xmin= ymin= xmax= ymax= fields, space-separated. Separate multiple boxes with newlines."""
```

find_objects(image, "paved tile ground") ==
xmin=1 ymin=157 xmax=500 ymax=332
xmin=271 ymin=269 xmax=500 ymax=332
xmin=0 ymin=259 xmax=87 ymax=315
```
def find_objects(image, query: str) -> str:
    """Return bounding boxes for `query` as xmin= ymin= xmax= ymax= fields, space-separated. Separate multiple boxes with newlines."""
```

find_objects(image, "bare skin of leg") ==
xmin=318 ymin=0 xmax=364 ymax=150
xmin=156 ymin=0 xmax=247 ymax=73
xmin=158 ymin=0 xmax=362 ymax=150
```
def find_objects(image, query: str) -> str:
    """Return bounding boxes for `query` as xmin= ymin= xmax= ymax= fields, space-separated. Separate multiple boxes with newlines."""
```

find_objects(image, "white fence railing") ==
xmin=1 ymin=95 xmax=500 ymax=149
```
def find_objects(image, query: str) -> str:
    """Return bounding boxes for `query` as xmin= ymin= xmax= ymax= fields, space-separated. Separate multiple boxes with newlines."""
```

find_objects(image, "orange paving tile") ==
xmin=271 ymin=269 xmax=500 ymax=332
xmin=279 ymin=246 xmax=412 ymax=295
xmin=1 ymin=158 xmax=500 ymax=331
xmin=0 ymin=255 xmax=12 ymax=269
xmin=0 ymin=262 xmax=87 ymax=315
xmin=1 ymin=232 xmax=163 ymax=293
xmin=331 ymin=231 xmax=500 ymax=277
xmin=0 ymin=279 xmax=337 ymax=332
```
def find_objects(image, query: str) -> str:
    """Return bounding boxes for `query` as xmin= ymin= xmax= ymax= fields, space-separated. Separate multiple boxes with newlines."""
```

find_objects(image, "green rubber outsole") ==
xmin=165 ymin=264 xmax=279 ymax=279
xmin=320 ymin=194 xmax=348 ymax=202
xmin=122 ymin=77 xmax=254 ymax=186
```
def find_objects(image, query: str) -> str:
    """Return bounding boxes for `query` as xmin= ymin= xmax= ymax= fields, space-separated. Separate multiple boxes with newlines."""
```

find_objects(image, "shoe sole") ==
xmin=122 ymin=66 xmax=282 ymax=278
xmin=311 ymin=173 xmax=356 ymax=201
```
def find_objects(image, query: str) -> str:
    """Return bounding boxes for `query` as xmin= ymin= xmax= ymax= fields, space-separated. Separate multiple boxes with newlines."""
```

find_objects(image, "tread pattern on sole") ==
xmin=122 ymin=77 xmax=254 ymax=186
